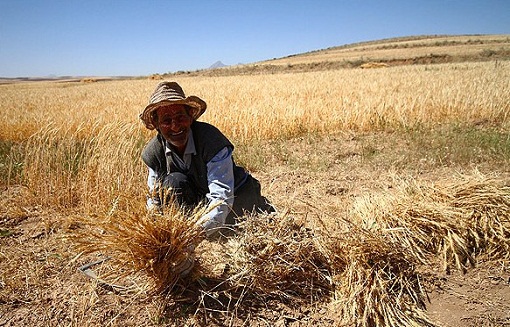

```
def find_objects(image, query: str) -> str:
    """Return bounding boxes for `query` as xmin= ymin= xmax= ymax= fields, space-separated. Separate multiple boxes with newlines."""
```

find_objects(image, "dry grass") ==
xmin=17 ymin=121 xmax=148 ymax=213
xmin=2 ymin=60 xmax=503 ymax=217
xmin=2 ymin=61 xmax=508 ymax=145
xmin=217 ymin=172 xmax=510 ymax=326
xmin=3 ymin=156 xmax=510 ymax=326
xmin=66 ymin=203 xmax=438 ymax=326
xmin=360 ymin=62 xmax=390 ymax=69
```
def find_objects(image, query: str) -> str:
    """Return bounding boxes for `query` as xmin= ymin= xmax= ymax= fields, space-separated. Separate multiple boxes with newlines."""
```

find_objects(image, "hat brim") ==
xmin=139 ymin=96 xmax=207 ymax=130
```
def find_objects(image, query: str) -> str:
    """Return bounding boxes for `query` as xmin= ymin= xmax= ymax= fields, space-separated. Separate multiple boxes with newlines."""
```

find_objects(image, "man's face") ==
xmin=155 ymin=104 xmax=193 ymax=151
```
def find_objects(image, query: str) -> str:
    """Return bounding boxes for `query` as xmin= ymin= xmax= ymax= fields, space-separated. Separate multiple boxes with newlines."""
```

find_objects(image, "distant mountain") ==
xmin=209 ymin=61 xmax=227 ymax=69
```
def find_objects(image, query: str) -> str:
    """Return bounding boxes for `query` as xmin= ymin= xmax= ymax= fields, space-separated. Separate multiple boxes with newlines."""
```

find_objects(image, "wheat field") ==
xmin=1 ymin=60 xmax=510 ymax=326
xmin=1 ymin=61 xmax=509 ymax=212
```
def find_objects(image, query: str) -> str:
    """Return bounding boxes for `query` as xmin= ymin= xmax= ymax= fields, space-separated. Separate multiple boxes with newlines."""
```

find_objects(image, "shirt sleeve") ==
xmin=200 ymin=146 xmax=235 ymax=236
xmin=146 ymin=167 xmax=161 ymax=210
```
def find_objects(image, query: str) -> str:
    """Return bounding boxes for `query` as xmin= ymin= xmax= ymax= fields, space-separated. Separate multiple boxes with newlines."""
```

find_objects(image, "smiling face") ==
xmin=154 ymin=104 xmax=193 ymax=155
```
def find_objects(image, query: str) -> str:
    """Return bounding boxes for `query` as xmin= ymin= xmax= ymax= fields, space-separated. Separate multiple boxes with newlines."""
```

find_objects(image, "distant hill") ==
xmin=261 ymin=34 xmax=510 ymax=67
xmin=209 ymin=61 xmax=227 ymax=69
xmin=8 ymin=34 xmax=504 ymax=82
xmin=171 ymin=34 xmax=509 ymax=77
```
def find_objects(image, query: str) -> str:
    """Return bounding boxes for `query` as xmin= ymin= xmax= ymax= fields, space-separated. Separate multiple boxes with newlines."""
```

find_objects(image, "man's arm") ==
xmin=146 ymin=167 xmax=161 ymax=211
xmin=200 ymin=147 xmax=235 ymax=237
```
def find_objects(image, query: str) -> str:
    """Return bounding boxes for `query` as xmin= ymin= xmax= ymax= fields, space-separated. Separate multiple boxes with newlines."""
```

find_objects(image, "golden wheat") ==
xmin=1 ymin=60 xmax=510 ymax=326
xmin=1 ymin=61 xmax=508 ymax=143
xmin=0 ymin=60 xmax=508 ymax=221
xmin=350 ymin=171 xmax=510 ymax=272
xmin=69 ymin=196 xmax=208 ymax=293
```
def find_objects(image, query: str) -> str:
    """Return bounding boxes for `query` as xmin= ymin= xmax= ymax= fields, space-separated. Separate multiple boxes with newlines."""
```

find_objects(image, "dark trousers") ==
xmin=161 ymin=172 xmax=274 ymax=225
xmin=161 ymin=172 xmax=200 ymax=207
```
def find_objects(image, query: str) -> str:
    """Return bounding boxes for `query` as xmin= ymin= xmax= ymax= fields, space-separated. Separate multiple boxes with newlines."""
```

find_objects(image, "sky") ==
xmin=0 ymin=0 xmax=509 ymax=78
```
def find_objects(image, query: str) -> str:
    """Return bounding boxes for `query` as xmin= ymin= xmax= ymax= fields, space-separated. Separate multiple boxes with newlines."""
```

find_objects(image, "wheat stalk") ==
xmin=69 ymin=196 xmax=208 ymax=293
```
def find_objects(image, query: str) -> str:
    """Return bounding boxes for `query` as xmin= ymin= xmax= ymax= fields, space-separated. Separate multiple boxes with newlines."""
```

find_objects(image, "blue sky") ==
xmin=0 ymin=0 xmax=508 ymax=78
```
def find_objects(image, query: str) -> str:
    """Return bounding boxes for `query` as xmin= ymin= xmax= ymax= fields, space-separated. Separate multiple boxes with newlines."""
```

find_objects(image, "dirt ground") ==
xmin=1 ymin=131 xmax=509 ymax=326
xmin=426 ymin=263 xmax=510 ymax=327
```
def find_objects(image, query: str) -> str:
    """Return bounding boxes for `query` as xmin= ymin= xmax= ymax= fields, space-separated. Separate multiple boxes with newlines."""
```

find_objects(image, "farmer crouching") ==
xmin=139 ymin=81 xmax=274 ymax=240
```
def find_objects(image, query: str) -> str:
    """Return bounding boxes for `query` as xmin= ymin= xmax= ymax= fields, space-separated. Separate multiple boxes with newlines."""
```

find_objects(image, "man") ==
xmin=139 ymin=81 xmax=273 ymax=239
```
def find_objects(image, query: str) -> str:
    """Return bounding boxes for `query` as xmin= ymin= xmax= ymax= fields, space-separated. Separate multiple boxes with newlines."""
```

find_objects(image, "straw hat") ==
xmin=140 ymin=81 xmax=207 ymax=130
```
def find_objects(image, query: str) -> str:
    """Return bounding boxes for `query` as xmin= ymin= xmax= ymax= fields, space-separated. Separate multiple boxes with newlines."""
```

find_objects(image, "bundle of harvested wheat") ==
xmin=326 ymin=227 xmax=434 ymax=327
xmin=435 ymin=175 xmax=510 ymax=260
xmin=225 ymin=209 xmax=434 ymax=326
xmin=70 ymin=196 xmax=208 ymax=293
xmin=225 ymin=212 xmax=333 ymax=301
xmin=350 ymin=172 xmax=510 ymax=272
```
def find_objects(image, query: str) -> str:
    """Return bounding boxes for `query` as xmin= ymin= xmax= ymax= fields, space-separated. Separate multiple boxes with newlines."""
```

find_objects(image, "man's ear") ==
xmin=185 ymin=106 xmax=194 ymax=119
xmin=151 ymin=111 xmax=158 ymax=126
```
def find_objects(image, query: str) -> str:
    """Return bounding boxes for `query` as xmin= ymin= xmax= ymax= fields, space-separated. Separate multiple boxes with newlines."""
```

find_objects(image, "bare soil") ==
xmin=1 ymin=130 xmax=509 ymax=326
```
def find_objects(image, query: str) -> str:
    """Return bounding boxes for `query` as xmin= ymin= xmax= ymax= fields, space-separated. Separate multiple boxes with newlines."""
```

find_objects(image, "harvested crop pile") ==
xmin=325 ymin=227 xmax=433 ymax=327
xmin=350 ymin=171 xmax=510 ymax=272
xmin=70 ymin=197 xmax=208 ymax=293
xmin=225 ymin=212 xmax=333 ymax=300
xmin=69 ymin=172 xmax=510 ymax=326
xmin=227 ymin=213 xmax=434 ymax=326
